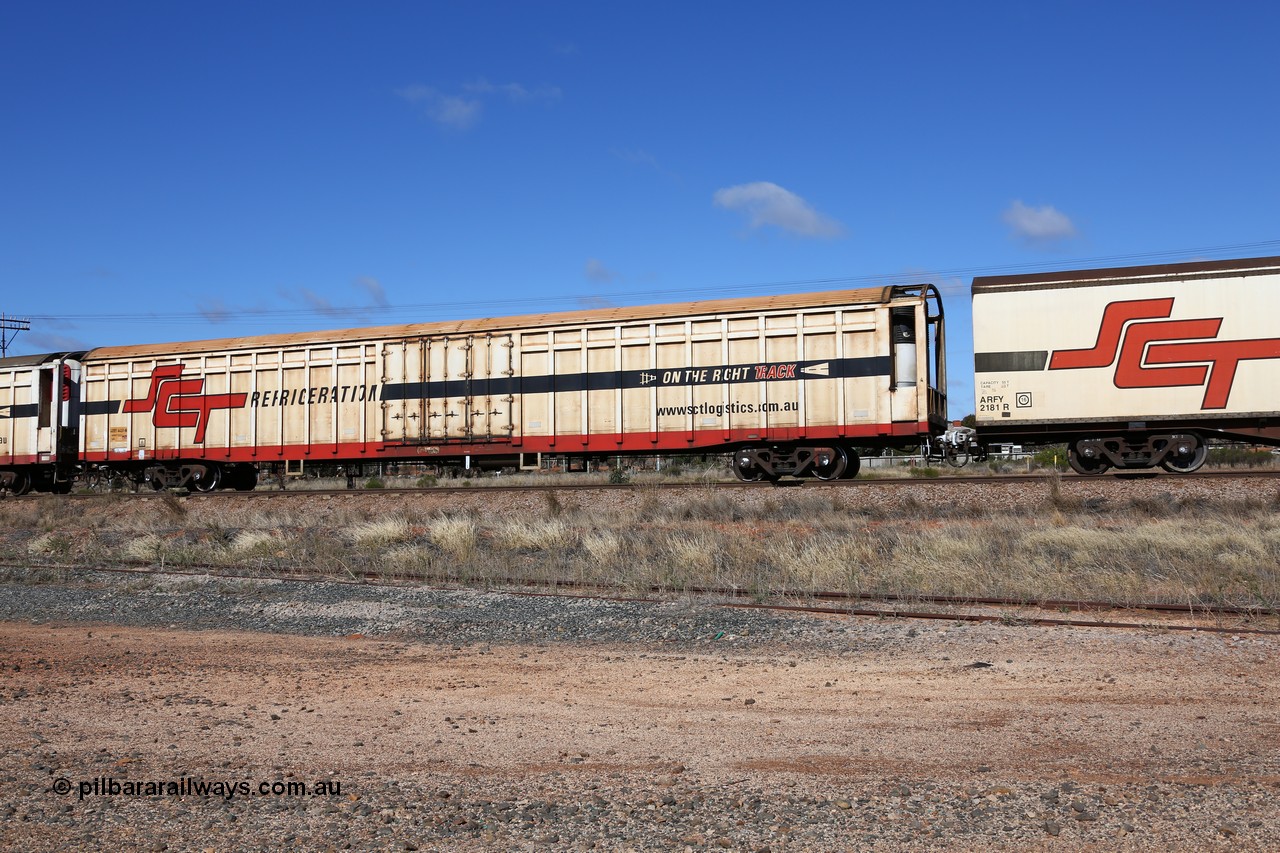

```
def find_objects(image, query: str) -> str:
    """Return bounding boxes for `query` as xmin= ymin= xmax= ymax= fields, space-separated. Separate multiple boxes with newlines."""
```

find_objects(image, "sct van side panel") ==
xmin=76 ymin=284 xmax=944 ymax=469
xmin=972 ymin=258 xmax=1280 ymax=432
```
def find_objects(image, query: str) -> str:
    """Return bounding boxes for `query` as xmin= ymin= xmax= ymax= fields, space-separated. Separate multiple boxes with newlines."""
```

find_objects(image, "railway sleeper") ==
xmin=733 ymin=444 xmax=860 ymax=482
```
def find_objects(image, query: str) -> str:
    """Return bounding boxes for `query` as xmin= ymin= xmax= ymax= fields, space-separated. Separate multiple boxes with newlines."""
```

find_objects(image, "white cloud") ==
xmin=611 ymin=148 xmax=661 ymax=171
xmin=299 ymin=288 xmax=345 ymax=318
xmin=1002 ymin=200 xmax=1078 ymax=242
xmin=584 ymin=258 xmax=618 ymax=284
xmin=397 ymin=85 xmax=482 ymax=130
xmin=25 ymin=332 xmax=90 ymax=352
xmin=432 ymin=95 xmax=482 ymax=130
xmin=277 ymin=286 xmax=347 ymax=319
xmin=463 ymin=78 xmax=562 ymax=102
xmin=713 ymin=182 xmax=845 ymax=239
xmin=199 ymin=298 xmax=231 ymax=323
xmin=354 ymin=276 xmax=389 ymax=308
xmin=398 ymin=79 xmax=558 ymax=131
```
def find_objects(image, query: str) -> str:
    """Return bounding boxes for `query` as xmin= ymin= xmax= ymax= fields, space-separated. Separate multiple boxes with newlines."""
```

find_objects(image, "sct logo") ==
xmin=122 ymin=364 xmax=248 ymax=443
xmin=1048 ymin=298 xmax=1280 ymax=410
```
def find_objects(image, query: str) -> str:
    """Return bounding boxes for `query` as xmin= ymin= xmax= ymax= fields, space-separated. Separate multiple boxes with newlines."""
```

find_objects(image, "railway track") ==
xmin=6 ymin=560 xmax=1277 ymax=636
xmin=16 ymin=467 xmax=1280 ymax=500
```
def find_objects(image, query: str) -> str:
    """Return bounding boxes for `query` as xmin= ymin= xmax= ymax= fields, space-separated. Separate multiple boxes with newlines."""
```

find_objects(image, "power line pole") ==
xmin=0 ymin=314 xmax=31 ymax=357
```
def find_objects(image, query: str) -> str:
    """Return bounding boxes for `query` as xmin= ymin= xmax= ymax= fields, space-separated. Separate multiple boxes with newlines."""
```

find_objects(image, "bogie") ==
xmin=733 ymin=444 xmax=861 ymax=483
xmin=1065 ymin=433 xmax=1207 ymax=475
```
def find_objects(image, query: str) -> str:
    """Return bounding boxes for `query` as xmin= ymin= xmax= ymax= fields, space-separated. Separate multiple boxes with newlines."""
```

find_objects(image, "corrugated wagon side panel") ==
xmin=690 ymin=338 xmax=723 ymax=433
xmin=764 ymin=331 xmax=800 ymax=429
xmin=198 ymin=357 xmax=234 ymax=456
xmin=553 ymin=346 xmax=584 ymax=445
xmin=228 ymin=360 xmax=254 ymax=451
xmin=654 ymin=336 xmax=687 ymax=436
xmin=126 ymin=360 xmax=165 ymax=455
xmin=620 ymin=340 xmax=653 ymax=435
xmin=841 ymin=308 xmax=887 ymax=427
xmin=380 ymin=340 xmax=409 ymax=444
xmin=252 ymin=358 xmax=283 ymax=452
xmin=103 ymin=362 xmax=132 ymax=455
xmin=726 ymin=334 xmax=762 ymax=434
xmin=280 ymin=365 xmax=307 ymax=446
xmin=519 ymin=341 xmax=550 ymax=441
xmin=586 ymin=343 xmax=616 ymax=435
xmin=0 ymin=366 xmax=37 ymax=463
xmin=335 ymin=360 xmax=365 ymax=450
xmin=308 ymin=362 xmax=336 ymax=449
xmin=802 ymin=327 xmax=837 ymax=427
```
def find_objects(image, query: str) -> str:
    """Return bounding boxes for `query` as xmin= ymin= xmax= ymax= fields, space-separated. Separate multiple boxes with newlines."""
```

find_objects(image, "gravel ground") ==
xmin=2 ymin=569 xmax=1278 ymax=851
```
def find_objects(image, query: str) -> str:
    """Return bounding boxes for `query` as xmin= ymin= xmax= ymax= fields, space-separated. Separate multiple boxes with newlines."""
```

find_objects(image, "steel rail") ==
xmin=18 ymin=466 xmax=1280 ymax=501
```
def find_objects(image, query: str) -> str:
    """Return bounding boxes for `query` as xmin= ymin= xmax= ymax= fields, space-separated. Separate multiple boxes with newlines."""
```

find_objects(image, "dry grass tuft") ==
xmin=428 ymin=516 xmax=479 ymax=561
xmin=492 ymin=519 xmax=575 ymax=551
xmin=228 ymin=530 xmax=281 ymax=556
xmin=349 ymin=517 xmax=413 ymax=547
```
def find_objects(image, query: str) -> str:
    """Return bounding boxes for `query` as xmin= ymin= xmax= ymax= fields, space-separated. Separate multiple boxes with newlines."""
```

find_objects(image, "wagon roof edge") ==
xmin=971 ymin=254 xmax=1280 ymax=293
xmin=80 ymin=285 xmax=910 ymax=360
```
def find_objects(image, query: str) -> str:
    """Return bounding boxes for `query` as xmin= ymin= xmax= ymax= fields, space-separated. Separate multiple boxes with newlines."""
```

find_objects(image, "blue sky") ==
xmin=3 ymin=2 xmax=1278 ymax=416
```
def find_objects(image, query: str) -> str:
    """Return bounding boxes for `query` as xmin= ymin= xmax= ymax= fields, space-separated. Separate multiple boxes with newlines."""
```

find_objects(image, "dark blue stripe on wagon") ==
xmin=381 ymin=356 xmax=891 ymax=402
xmin=1 ymin=400 xmax=116 ymax=418
xmin=0 ymin=403 xmax=39 ymax=419
xmin=974 ymin=351 xmax=1049 ymax=373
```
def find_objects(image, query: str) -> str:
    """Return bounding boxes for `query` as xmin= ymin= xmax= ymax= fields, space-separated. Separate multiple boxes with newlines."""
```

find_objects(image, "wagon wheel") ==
xmin=841 ymin=450 xmax=862 ymax=479
xmin=190 ymin=465 xmax=222 ymax=493
xmin=1160 ymin=438 xmax=1207 ymax=474
xmin=731 ymin=454 xmax=764 ymax=483
xmin=1067 ymin=444 xmax=1110 ymax=476
xmin=945 ymin=446 xmax=970 ymax=468
xmin=230 ymin=466 xmax=258 ymax=491
xmin=811 ymin=446 xmax=848 ymax=481
xmin=8 ymin=472 xmax=32 ymax=496
xmin=84 ymin=469 xmax=115 ymax=493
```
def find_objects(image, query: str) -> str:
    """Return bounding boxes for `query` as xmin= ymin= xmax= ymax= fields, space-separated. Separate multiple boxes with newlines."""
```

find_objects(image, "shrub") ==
xmin=1033 ymin=445 xmax=1069 ymax=470
xmin=1207 ymin=447 xmax=1275 ymax=468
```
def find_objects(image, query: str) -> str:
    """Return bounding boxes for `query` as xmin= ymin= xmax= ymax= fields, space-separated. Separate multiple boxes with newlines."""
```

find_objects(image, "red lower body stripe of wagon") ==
xmin=76 ymin=420 xmax=935 ymax=464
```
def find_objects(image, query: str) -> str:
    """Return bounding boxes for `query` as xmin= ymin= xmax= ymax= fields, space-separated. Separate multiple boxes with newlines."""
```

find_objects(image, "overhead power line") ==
xmin=18 ymin=237 xmax=1280 ymax=328
xmin=0 ymin=314 xmax=32 ymax=357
